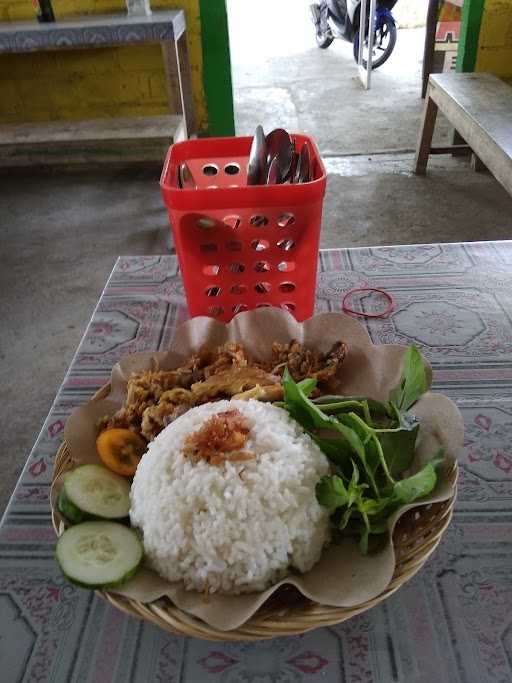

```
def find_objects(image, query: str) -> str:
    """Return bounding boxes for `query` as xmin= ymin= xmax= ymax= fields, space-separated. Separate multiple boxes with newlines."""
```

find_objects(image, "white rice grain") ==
xmin=130 ymin=399 xmax=330 ymax=594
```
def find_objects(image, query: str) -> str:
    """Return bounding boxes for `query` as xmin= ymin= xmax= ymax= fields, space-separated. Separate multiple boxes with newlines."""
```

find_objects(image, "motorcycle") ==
xmin=310 ymin=0 xmax=398 ymax=69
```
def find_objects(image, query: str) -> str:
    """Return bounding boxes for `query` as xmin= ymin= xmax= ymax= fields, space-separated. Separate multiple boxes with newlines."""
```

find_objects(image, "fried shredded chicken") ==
xmin=183 ymin=409 xmax=254 ymax=466
xmin=232 ymin=384 xmax=285 ymax=402
xmin=190 ymin=367 xmax=280 ymax=402
xmin=202 ymin=343 xmax=249 ymax=377
xmin=140 ymin=388 xmax=194 ymax=441
xmin=100 ymin=343 xmax=251 ymax=434
xmin=100 ymin=339 xmax=347 ymax=441
xmin=267 ymin=340 xmax=347 ymax=384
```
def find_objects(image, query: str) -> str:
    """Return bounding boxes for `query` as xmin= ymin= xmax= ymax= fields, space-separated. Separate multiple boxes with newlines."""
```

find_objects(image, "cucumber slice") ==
xmin=56 ymin=521 xmax=143 ymax=588
xmin=58 ymin=486 xmax=87 ymax=524
xmin=63 ymin=464 xmax=130 ymax=520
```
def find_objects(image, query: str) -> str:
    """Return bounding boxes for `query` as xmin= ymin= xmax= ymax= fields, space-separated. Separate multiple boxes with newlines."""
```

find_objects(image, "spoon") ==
xmin=288 ymin=150 xmax=299 ymax=184
xmin=293 ymin=148 xmax=302 ymax=183
xmin=298 ymin=143 xmax=311 ymax=183
xmin=265 ymin=128 xmax=293 ymax=182
xmin=266 ymin=155 xmax=281 ymax=184
xmin=247 ymin=125 xmax=267 ymax=185
xmin=178 ymin=162 xmax=195 ymax=189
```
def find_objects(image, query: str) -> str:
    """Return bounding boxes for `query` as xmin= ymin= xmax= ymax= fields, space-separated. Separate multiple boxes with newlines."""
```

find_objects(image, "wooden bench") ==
xmin=414 ymin=73 xmax=512 ymax=197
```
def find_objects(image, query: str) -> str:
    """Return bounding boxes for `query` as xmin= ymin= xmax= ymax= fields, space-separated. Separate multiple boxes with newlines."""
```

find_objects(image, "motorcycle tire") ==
xmin=353 ymin=19 xmax=397 ymax=69
xmin=316 ymin=30 xmax=334 ymax=49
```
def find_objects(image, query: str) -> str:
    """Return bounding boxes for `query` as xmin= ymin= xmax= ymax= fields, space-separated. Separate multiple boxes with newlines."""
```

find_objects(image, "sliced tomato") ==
xmin=96 ymin=428 xmax=147 ymax=477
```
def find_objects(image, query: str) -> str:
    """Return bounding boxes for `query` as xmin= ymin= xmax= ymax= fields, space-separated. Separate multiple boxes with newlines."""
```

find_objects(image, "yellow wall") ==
xmin=475 ymin=0 xmax=512 ymax=76
xmin=0 ymin=0 xmax=208 ymax=129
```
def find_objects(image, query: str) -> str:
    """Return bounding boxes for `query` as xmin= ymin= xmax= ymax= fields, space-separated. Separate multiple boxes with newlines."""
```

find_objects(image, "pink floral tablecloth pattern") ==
xmin=1 ymin=242 xmax=512 ymax=682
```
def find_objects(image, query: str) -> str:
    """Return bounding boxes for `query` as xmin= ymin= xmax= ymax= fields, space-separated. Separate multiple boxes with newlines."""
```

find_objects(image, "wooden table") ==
xmin=1 ymin=244 xmax=512 ymax=681
xmin=415 ymin=72 xmax=512 ymax=195
xmin=0 ymin=12 xmax=195 ymax=166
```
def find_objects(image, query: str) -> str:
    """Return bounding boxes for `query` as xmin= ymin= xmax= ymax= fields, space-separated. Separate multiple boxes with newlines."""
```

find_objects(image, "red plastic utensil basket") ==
xmin=160 ymin=135 xmax=327 ymax=323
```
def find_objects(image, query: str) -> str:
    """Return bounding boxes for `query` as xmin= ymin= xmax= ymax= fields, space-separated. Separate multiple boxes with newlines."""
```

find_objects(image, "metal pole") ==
xmin=358 ymin=0 xmax=377 ymax=90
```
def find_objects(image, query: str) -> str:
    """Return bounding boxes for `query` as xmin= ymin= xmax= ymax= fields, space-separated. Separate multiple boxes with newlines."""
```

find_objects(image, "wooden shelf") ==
xmin=0 ymin=10 xmax=195 ymax=166
xmin=0 ymin=11 xmax=185 ymax=53
xmin=0 ymin=114 xmax=185 ymax=167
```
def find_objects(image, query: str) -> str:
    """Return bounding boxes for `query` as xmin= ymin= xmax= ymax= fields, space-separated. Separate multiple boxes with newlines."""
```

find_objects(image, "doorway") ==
xmin=226 ymin=0 xmax=452 ymax=155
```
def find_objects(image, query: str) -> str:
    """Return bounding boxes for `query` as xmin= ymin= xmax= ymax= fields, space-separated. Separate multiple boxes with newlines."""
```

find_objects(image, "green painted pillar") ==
xmin=456 ymin=0 xmax=485 ymax=72
xmin=199 ymin=0 xmax=236 ymax=137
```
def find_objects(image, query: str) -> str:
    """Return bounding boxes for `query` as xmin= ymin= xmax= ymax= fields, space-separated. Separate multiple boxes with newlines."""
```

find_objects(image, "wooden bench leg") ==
xmin=175 ymin=32 xmax=196 ymax=137
xmin=471 ymin=153 xmax=488 ymax=173
xmin=161 ymin=32 xmax=196 ymax=139
xmin=161 ymin=41 xmax=184 ymax=134
xmin=451 ymin=130 xmax=467 ymax=156
xmin=414 ymin=94 xmax=438 ymax=175
xmin=422 ymin=0 xmax=439 ymax=99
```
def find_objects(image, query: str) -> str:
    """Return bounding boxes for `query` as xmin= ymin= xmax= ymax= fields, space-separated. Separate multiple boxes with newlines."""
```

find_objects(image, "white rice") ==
xmin=130 ymin=399 xmax=330 ymax=594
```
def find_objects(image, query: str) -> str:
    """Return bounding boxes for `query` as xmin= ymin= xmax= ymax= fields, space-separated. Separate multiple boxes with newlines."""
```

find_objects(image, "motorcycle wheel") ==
xmin=316 ymin=30 xmax=334 ymax=49
xmin=353 ymin=19 xmax=397 ymax=69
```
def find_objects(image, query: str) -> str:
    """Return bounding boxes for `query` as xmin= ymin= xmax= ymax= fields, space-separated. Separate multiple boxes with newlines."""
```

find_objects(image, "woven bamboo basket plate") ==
xmin=51 ymin=384 xmax=457 ymax=641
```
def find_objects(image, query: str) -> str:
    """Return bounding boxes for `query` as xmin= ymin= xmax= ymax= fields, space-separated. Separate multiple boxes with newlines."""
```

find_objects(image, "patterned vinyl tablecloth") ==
xmin=2 ymin=242 xmax=512 ymax=683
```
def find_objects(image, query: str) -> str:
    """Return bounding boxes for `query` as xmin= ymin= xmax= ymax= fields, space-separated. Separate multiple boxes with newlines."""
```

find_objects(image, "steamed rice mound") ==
xmin=129 ymin=399 xmax=331 ymax=594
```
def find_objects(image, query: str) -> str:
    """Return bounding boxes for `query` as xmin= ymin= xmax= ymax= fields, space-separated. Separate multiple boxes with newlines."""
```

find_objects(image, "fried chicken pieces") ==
xmin=101 ymin=339 xmax=347 ymax=442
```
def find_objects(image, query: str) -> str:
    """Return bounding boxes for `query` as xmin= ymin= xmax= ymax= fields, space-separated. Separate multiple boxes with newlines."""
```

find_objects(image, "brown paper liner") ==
xmin=54 ymin=309 xmax=462 ymax=631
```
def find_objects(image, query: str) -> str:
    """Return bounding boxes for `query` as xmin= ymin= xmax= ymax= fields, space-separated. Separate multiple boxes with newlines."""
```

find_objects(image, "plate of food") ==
xmin=50 ymin=308 xmax=463 ymax=640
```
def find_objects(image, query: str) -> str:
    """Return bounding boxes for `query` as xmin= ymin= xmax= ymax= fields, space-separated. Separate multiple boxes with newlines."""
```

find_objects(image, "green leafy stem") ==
xmin=280 ymin=346 xmax=444 ymax=554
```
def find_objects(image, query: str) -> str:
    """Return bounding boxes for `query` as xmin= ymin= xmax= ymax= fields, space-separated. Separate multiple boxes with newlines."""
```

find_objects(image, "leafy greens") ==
xmin=281 ymin=345 xmax=443 ymax=554
xmin=389 ymin=345 xmax=429 ymax=411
